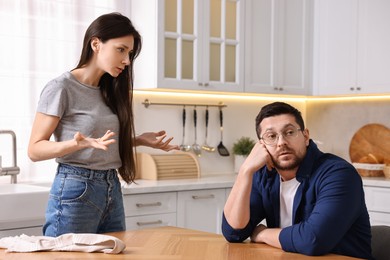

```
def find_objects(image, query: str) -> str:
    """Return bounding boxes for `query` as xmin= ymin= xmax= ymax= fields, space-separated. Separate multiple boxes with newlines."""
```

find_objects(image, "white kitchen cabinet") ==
xmin=368 ymin=212 xmax=390 ymax=226
xmin=244 ymin=0 xmax=313 ymax=95
xmin=130 ymin=0 xmax=245 ymax=92
xmin=363 ymin=184 xmax=390 ymax=226
xmin=177 ymin=188 xmax=226 ymax=234
xmin=123 ymin=192 xmax=177 ymax=230
xmin=313 ymin=0 xmax=390 ymax=95
xmin=225 ymin=187 xmax=232 ymax=199
xmin=123 ymin=187 xmax=229 ymax=234
xmin=125 ymin=213 xmax=177 ymax=230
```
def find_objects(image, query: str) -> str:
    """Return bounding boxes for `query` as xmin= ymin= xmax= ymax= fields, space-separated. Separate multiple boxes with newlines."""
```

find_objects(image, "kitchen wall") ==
xmin=4 ymin=90 xmax=390 ymax=184
xmin=306 ymin=98 xmax=390 ymax=160
xmin=132 ymin=92 xmax=306 ymax=175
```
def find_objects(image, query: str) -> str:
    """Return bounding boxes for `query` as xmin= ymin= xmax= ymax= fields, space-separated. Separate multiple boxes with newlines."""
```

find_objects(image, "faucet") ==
xmin=0 ymin=130 xmax=20 ymax=184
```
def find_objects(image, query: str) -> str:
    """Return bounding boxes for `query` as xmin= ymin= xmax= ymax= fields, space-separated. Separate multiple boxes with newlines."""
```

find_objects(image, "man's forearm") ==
xmin=224 ymin=169 xmax=254 ymax=228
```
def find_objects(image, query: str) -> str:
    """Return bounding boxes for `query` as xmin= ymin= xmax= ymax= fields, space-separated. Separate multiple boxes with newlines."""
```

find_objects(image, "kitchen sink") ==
xmin=26 ymin=182 xmax=53 ymax=188
xmin=0 ymin=183 xmax=50 ymax=230
xmin=0 ymin=183 xmax=50 ymax=194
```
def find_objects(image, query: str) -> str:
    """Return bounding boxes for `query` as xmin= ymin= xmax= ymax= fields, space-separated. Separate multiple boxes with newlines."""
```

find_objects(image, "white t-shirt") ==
xmin=279 ymin=177 xmax=300 ymax=228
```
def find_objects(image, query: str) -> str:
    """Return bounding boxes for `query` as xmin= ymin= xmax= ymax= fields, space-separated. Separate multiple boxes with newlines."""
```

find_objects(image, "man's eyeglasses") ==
xmin=260 ymin=127 xmax=302 ymax=146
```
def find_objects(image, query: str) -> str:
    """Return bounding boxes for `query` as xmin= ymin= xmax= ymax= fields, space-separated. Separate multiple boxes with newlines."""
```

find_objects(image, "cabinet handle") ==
xmin=192 ymin=194 xmax=215 ymax=200
xmin=136 ymin=202 xmax=162 ymax=208
xmin=198 ymin=82 xmax=209 ymax=87
xmin=350 ymin=87 xmax=362 ymax=91
xmin=136 ymin=220 xmax=163 ymax=226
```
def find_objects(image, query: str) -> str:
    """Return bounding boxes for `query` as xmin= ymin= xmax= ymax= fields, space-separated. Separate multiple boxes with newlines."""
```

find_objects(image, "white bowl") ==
xmin=352 ymin=163 xmax=385 ymax=177
xmin=353 ymin=163 xmax=385 ymax=170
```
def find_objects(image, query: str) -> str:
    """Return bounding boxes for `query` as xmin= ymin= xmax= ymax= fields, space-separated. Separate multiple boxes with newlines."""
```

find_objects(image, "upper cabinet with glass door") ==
xmin=130 ymin=0 xmax=245 ymax=92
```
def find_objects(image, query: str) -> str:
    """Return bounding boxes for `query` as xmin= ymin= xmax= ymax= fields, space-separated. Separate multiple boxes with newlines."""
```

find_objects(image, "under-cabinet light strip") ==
xmin=134 ymin=90 xmax=306 ymax=102
xmin=134 ymin=90 xmax=390 ymax=102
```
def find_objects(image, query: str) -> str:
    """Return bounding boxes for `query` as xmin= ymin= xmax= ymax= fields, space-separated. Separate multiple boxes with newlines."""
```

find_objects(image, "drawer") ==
xmin=177 ymin=189 xmax=226 ymax=234
xmin=123 ymin=192 xmax=177 ymax=217
xmin=368 ymin=211 xmax=390 ymax=226
xmin=364 ymin=186 xmax=390 ymax=213
xmin=125 ymin=213 xmax=176 ymax=230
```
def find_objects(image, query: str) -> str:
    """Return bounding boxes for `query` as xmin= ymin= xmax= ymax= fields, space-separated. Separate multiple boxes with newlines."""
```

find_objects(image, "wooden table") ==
xmin=0 ymin=226 xmax=361 ymax=259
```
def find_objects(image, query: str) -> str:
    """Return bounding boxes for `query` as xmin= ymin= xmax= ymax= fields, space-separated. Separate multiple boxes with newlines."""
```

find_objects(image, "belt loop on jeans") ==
xmin=89 ymin=170 xmax=95 ymax=180
xmin=106 ymin=170 xmax=112 ymax=180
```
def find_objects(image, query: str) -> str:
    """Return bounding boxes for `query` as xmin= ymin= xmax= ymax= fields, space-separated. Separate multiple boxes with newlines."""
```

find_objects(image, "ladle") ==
xmin=179 ymin=107 xmax=191 ymax=152
xmin=201 ymin=107 xmax=215 ymax=152
xmin=192 ymin=107 xmax=202 ymax=157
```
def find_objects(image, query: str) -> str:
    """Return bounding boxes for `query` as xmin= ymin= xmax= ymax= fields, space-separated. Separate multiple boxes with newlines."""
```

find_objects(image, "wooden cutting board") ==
xmin=349 ymin=123 xmax=390 ymax=163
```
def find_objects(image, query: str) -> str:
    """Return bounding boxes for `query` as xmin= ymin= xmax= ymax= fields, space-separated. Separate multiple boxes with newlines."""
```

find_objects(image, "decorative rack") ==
xmin=142 ymin=99 xmax=227 ymax=108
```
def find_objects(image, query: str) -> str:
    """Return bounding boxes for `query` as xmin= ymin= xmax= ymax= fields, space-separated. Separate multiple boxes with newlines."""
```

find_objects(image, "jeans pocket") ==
xmin=60 ymin=177 xmax=88 ymax=202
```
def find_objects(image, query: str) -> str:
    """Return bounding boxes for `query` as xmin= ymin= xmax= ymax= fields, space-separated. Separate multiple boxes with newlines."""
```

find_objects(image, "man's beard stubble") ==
xmin=271 ymin=153 xmax=304 ymax=171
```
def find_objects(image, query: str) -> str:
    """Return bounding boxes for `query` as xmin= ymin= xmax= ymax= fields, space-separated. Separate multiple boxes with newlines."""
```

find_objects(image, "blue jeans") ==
xmin=43 ymin=163 xmax=125 ymax=237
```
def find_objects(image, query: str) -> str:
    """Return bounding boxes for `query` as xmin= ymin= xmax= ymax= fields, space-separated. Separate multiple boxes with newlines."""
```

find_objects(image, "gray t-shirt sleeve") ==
xmin=37 ymin=79 xmax=67 ymax=118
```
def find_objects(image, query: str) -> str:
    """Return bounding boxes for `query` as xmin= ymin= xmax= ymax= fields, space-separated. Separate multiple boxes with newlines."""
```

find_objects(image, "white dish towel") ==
xmin=0 ymin=233 xmax=126 ymax=254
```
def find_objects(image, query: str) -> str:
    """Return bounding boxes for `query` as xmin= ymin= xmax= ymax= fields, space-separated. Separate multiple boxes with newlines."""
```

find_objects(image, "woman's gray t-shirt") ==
xmin=37 ymin=71 xmax=121 ymax=170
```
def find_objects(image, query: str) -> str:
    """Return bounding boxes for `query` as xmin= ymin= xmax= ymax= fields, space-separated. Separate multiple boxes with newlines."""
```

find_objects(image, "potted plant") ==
xmin=232 ymin=137 xmax=256 ymax=173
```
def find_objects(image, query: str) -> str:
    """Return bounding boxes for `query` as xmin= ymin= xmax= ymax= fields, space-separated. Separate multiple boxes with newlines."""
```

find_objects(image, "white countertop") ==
xmin=362 ymin=177 xmax=390 ymax=188
xmin=121 ymin=174 xmax=237 ymax=195
xmin=120 ymin=174 xmax=390 ymax=195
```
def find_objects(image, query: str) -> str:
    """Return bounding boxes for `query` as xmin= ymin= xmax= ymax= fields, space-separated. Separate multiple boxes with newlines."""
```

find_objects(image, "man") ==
xmin=222 ymin=102 xmax=372 ymax=259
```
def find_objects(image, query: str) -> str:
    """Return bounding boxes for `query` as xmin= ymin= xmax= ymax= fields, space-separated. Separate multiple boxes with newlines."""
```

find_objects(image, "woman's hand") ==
xmin=74 ymin=130 xmax=116 ymax=150
xmin=136 ymin=130 xmax=179 ymax=151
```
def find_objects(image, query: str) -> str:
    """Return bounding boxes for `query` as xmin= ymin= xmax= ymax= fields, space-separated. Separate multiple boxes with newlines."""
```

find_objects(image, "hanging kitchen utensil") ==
xmin=179 ymin=107 xmax=191 ymax=152
xmin=192 ymin=107 xmax=202 ymax=157
xmin=201 ymin=106 xmax=215 ymax=152
xmin=217 ymin=108 xmax=230 ymax=156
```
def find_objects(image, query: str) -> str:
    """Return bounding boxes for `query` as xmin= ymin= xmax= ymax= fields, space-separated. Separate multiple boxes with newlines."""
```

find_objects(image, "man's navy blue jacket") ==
xmin=222 ymin=140 xmax=372 ymax=259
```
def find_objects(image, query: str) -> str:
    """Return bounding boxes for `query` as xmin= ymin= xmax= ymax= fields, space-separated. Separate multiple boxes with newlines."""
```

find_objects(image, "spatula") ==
xmin=217 ymin=108 xmax=230 ymax=156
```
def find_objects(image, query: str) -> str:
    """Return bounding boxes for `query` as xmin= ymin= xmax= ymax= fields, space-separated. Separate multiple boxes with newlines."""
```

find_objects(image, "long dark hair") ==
xmin=74 ymin=12 xmax=142 ymax=184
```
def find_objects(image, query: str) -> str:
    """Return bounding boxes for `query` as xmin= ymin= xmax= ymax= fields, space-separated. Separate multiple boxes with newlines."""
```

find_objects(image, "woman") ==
xmin=28 ymin=12 xmax=179 ymax=237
